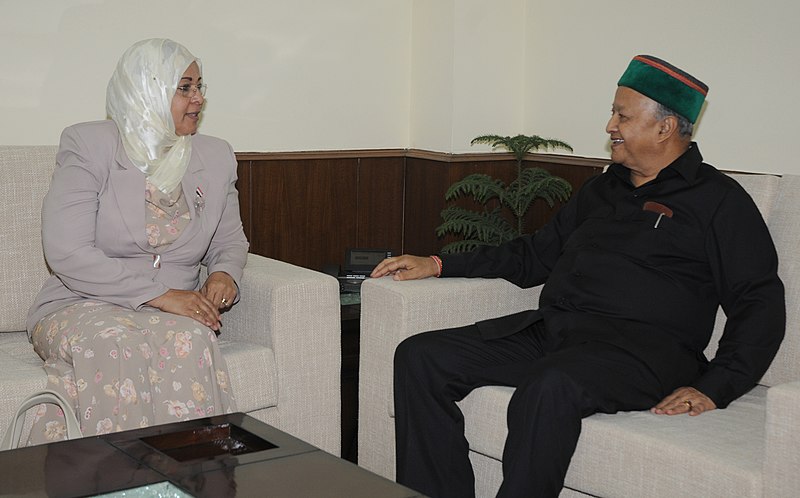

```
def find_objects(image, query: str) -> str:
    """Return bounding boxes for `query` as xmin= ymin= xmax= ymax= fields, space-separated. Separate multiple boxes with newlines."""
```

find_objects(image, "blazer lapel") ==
xmin=110 ymin=138 xmax=207 ymax=254
xmin=111 ymin=144 xmax=150 ymax=252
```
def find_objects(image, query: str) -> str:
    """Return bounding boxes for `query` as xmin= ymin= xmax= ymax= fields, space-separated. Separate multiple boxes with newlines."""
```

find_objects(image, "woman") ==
xmin=26 ymin=38 xmax=248 ymax=443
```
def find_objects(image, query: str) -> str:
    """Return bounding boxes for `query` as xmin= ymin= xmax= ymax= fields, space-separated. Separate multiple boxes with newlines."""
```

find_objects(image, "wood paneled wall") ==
xmin=236 ymin=149 xmax=607 ymax=272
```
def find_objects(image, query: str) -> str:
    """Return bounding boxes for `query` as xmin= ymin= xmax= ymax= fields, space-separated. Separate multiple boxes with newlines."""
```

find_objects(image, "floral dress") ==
xmin=27 ymin=181 xmax=236 ymax=444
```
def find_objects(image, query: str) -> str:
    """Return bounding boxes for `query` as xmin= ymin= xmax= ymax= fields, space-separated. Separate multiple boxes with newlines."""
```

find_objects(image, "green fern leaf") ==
xmin=445 ymin=174 xmax=506 ymax=204
xmin=506 ymin=168 xmax=572 ymax=218
xmin=472 ymin=134 xmax=573 ymax=161
xmin=440 ymin=239 xmax=490 ymax=254
xmin=437 ymin=206 xmax=515 ymax=248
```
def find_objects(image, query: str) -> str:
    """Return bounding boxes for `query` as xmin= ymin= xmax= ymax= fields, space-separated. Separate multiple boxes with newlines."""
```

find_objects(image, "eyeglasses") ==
xmin=176 ymin=83 xmax=207 ymax=98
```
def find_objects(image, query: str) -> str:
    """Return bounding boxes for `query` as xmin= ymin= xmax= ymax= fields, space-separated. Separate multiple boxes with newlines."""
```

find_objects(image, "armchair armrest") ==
xmin=358 ymin=275 xmax=539 ymax=477
xmin=222 ymin=253 xmax=341 ymax=455
xmin=764 ymin=380 xmax=800 ymax=497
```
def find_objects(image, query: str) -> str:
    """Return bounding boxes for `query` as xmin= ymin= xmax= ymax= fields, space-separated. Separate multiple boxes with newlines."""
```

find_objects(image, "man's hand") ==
xmin=651 ymin=386 xmax=716 ymax=416
xmin=370 ymin=255 xmax=439 ymax=281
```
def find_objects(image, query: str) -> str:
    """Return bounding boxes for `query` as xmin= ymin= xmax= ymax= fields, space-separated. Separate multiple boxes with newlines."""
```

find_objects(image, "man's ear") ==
xmin=657 ymin=115 xmax=678 ymax=143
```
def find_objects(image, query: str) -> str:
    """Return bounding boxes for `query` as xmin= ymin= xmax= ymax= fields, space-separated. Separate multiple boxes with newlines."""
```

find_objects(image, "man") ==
xmin=371 ymin=55 xmax=785 ymax=498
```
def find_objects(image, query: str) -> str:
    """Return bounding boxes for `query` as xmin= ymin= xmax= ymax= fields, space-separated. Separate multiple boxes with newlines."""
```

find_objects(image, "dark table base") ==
xmin=341 ymin=299 xmax=360 ymax=463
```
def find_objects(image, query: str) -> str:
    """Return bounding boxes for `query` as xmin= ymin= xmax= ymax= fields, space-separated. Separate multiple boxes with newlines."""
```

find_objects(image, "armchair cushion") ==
xmin=219 ymin=340 xmax=278 ymax=413
xmin=458 ymin=384 xmax=766 ymax=497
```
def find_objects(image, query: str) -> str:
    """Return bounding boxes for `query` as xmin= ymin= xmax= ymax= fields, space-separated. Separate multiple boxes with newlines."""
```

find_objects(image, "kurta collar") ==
xmin=609 ymin=142 xmax=704 ymax=187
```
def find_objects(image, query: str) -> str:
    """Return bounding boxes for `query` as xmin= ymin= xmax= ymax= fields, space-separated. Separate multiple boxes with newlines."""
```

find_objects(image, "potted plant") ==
xmin=436 ymin=134 xmax=574 ymax=253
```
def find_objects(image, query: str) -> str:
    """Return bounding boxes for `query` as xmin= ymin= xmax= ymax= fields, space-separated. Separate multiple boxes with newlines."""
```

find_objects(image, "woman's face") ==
xmin=171 ymin=62 xmax=204 ymax=136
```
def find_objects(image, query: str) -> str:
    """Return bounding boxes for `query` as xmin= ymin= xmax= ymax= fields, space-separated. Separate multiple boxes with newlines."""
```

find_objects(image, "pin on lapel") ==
xmin=194 ymin=186 xmax=205 ymax=213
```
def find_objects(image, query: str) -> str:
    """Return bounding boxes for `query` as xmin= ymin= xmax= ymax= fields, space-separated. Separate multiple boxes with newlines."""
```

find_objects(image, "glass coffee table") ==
xmin=0 ymin=413 xmax=422 ymax=497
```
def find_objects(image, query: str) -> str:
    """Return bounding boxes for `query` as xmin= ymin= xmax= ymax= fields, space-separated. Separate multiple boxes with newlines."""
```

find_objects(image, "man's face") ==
xmin=606 ymin=86 xmax=664 ymax=175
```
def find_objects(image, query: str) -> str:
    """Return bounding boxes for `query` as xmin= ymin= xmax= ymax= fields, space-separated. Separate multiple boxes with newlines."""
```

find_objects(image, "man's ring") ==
xmin=221 ymin=298 xmax=228 ymax=305
xmin=683 ymin=400 xmax=693 ymax=410
xmin=195 ymin=310 xmax=201 ymax=315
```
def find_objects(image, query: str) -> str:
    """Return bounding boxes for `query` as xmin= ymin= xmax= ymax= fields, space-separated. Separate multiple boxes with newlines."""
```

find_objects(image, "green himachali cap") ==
xmin=618 ymin=55 xmax=709 ymax=123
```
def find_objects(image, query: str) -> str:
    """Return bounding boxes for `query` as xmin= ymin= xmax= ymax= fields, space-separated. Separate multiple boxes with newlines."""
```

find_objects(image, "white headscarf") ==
xmin=106 ymin=38 xmax=200 ymax=194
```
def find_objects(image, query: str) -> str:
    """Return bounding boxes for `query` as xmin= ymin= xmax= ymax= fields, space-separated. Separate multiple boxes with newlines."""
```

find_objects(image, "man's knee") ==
xmin=510 ymin=367 xmax=590 ymax=414
xmin=394 ymin=329 xmax=474 ymax=389
xmin=394 ymin=331 xmax=443 ymax=376
xmin=395 ymin=333 xmax=422 ymax=368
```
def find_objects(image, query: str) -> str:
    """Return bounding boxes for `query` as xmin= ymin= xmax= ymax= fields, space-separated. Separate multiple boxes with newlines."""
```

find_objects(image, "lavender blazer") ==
xmin=27 ymin=120 xmax=249 ymax=334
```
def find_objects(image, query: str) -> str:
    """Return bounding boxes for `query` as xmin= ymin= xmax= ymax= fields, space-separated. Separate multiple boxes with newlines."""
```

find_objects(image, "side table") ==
xmin=340 ymin=291 xmax=361 ymax=463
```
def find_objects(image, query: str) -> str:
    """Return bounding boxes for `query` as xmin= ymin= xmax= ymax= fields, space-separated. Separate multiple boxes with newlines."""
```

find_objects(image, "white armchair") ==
xmin=357 ymin=276 xmax=538 ymax=495
xmin=358 ymin=173 xmax=800 ymax=496
xmin=0 ymin=145 xmax=341 ymax=456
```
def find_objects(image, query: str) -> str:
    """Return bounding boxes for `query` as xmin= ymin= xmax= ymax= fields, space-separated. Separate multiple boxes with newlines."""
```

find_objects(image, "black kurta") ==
xmin=441 ymin=144 xmax=785 ymax=408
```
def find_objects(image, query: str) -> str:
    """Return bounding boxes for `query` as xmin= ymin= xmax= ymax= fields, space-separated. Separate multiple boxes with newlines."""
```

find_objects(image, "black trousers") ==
xmin=393 ymin=321 xmax=671 ymax=498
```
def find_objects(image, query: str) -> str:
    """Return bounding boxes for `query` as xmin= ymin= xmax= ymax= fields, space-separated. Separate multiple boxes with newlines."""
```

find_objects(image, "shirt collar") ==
xmin=609 ymin=142 xmax=704 ymax=186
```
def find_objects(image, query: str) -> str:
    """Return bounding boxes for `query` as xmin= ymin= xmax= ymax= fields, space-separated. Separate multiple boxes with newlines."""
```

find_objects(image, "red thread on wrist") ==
xmin=430 ymin=255 xmax=443 ymax=278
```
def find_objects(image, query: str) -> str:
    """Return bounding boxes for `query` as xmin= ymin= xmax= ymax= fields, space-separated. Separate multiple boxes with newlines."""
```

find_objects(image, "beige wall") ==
xmin=409 ymin=0 xmax=526 ymax=152
xmin=2 ymin=1 xmax=798 ymax=174
xmin=523 ymin=0 xmax=800 ymax=175
xmin=0 ymin=0 xmax=412 ymax=151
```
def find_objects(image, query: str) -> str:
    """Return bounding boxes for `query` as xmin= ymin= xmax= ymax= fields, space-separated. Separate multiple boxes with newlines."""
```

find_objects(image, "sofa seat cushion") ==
xmin=0 ymin=332 xmax=45 ymax=368
xmin=458 ymin=384 xmax=767 ymax=497
xmin=218 ymin=339 xmax=278 ymax=413
xmin=0 ymin=333 xmax=48 ymax=423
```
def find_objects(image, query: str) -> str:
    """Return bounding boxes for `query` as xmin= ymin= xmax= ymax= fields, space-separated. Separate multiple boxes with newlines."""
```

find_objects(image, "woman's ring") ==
xmin=683 ymin=400 xmax=693 ymax=410
xmin=195 ymin=310 xmax=201 ymax=315
xmin=221 ymin=298 xmax=228 ymax=305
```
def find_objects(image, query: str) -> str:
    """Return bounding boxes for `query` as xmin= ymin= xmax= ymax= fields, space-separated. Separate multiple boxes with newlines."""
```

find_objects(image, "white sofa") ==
xmin=358 ymin=173 xmax=800 ymax=497
xmin=0 ymin=145 xmax=342 ymax=456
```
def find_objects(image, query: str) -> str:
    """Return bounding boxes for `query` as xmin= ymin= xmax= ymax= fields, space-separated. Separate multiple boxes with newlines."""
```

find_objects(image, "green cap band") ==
xmin=618 ymin=55 xmax=708 ymax=123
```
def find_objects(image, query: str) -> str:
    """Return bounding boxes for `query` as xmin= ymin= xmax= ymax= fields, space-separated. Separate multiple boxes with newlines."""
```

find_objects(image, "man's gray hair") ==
xmin=654 ymin=103 xmax=694 ymax=138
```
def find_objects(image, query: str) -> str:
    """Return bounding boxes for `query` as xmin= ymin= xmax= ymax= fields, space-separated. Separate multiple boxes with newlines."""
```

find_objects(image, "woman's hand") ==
xmin=147 ymin=289 xmax=221 ymax=331
xmin=370 ymin=255 xmax=440 ymax=281
xmin=201 ymin=271 xmax=238 ymax=310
